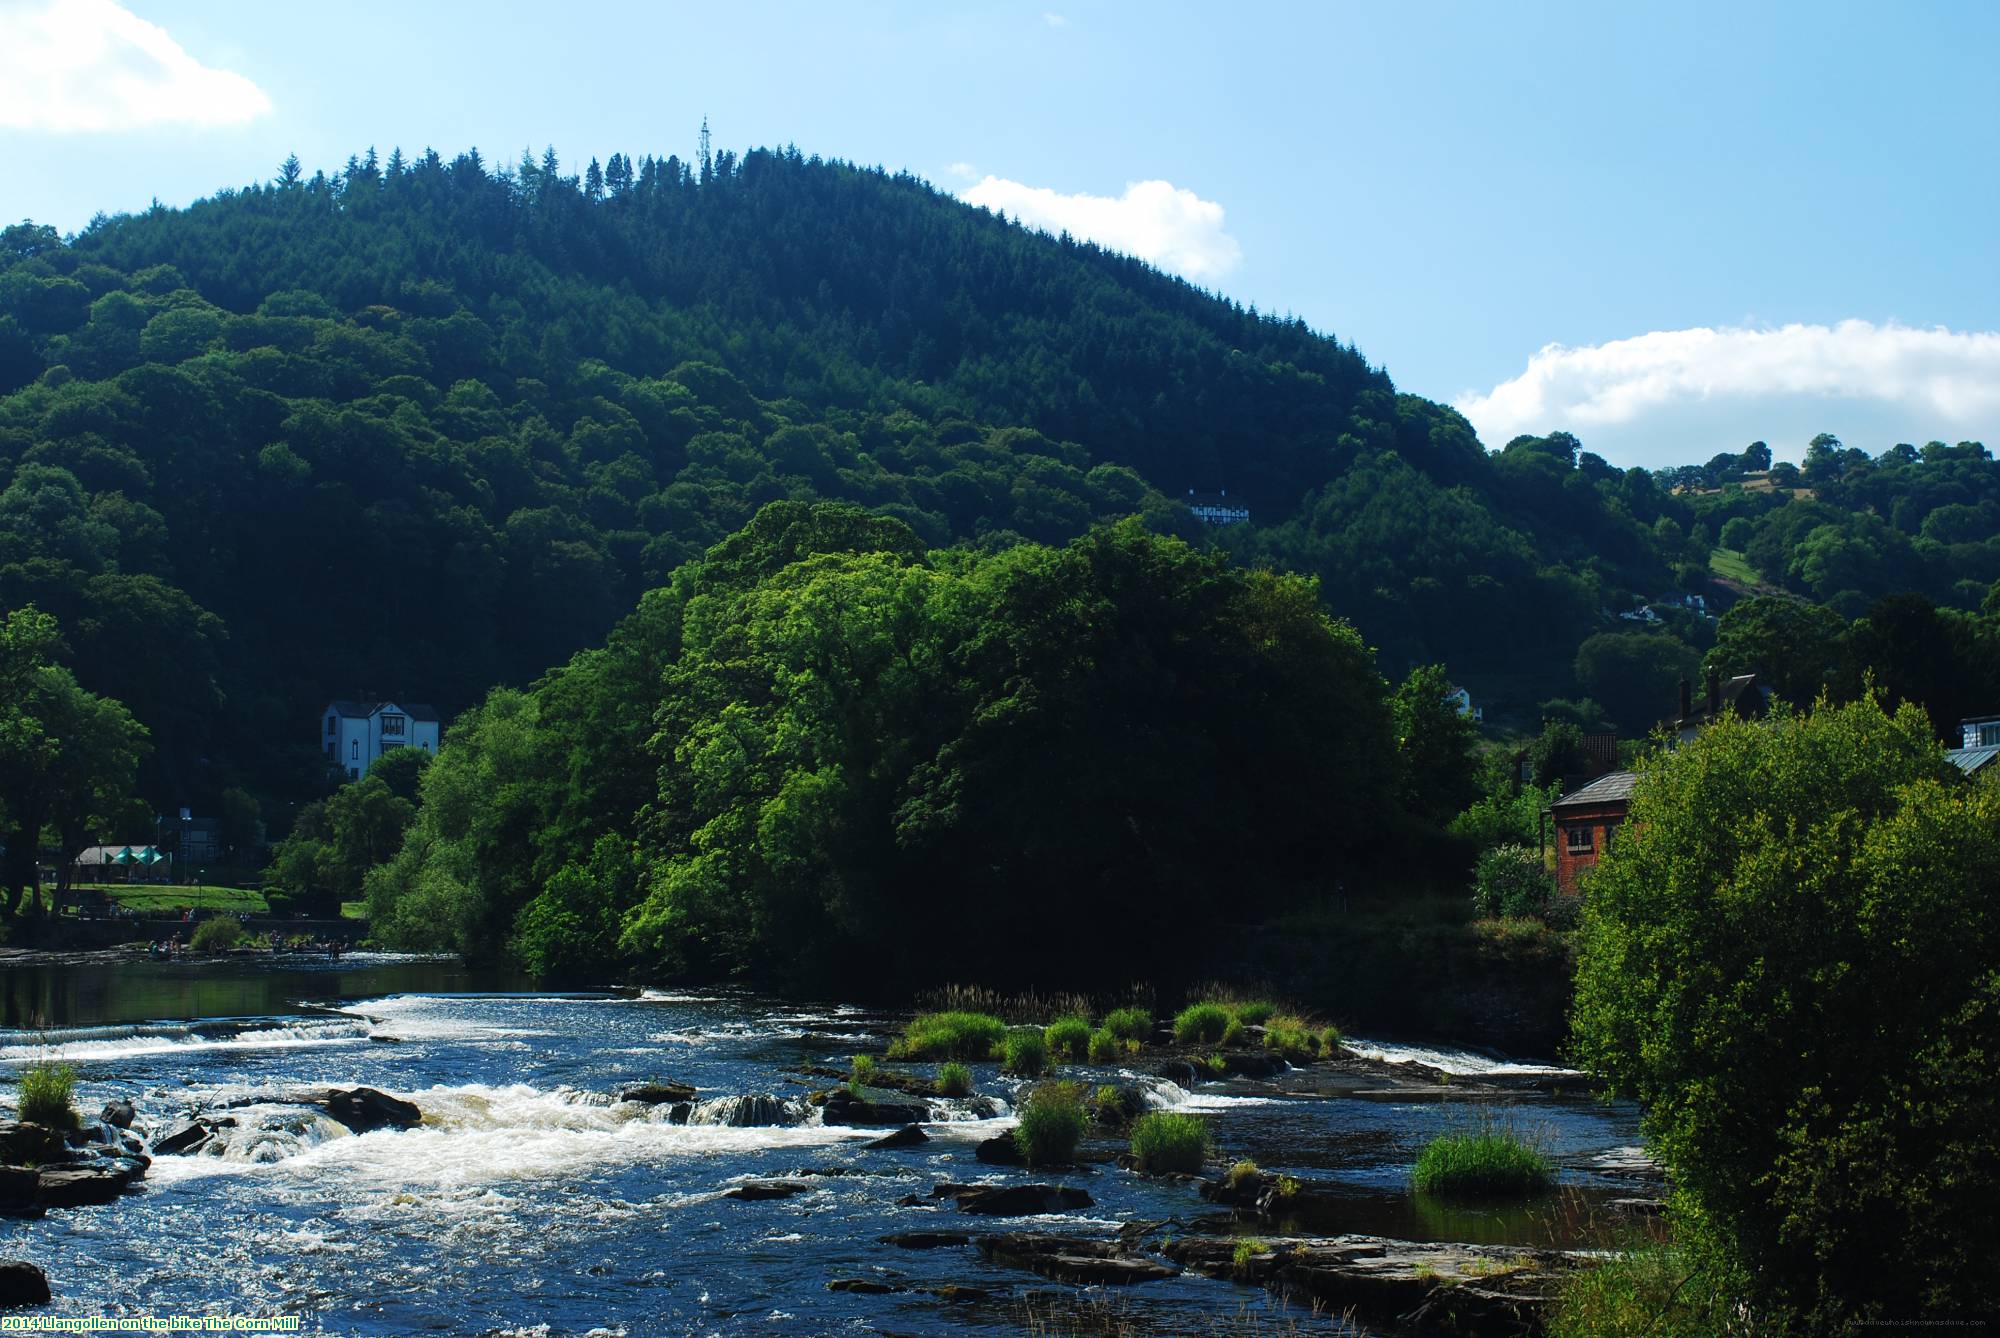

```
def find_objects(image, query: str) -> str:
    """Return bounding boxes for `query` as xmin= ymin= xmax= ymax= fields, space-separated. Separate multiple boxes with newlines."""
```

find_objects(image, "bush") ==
xmin=189 ymin=916 xmax=244 ymax=953
xmin=1173 ymin=1002 xmax=1231 ymax=1046
xmin=849 ymin=1055 xmax=878 ymax=1087
xmin=1572 ymin=697 xmax=2000 ymax=1326
xmin=1411 ymin=1129 xmax=1553 ymax=1198
xmin=936 ymin=1062 xmax=973 ymax=1098
xmin=1043 ymin=1016 xmax=1092 ymax=1060
xmin=1013 ymin=1081 xmax=1087 ymax=1167
xmin=1128 ymin=1111 xmax=1212 ymax=1173
xmin=1231 ymin=1000 xmax=1276 ymax=1026
xmin=890 ymin=1011 xmax=1008 ymax=1061
xmin=1002 ymin=1027 xmax=1049 ymax=1075
xmin=1548 ymin=1245 xmax=1746 ymax=1338
xmin=1086 ymin=1028 xmax=1119 ymax=1064
xmin=1102 ymin=1007 xmax=1151 ymax=1044
xmin=16 ymin=1060 xmax=78 ymax=1131
xmin=1472 ymin=844 xmax=1549 ymax=919
xmin=1225 ymin=1159 xmax=1261 ymax=1190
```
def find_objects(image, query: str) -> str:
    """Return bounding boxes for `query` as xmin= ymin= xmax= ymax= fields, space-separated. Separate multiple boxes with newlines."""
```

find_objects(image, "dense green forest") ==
xmin=1 ymin=143 xmax=1995 ymax=843
xmin=346 ymin=501 xmax=1422 ymax=983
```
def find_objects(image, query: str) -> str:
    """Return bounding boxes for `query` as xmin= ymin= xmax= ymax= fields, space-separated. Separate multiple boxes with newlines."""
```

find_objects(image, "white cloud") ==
xmin=1042 ymin=12 xmax=1067 ymax=26
xmin=944 ymin=161 xmax=978 ymax=181
xmin=960 ymin=176 xmax=1244 ymax=281
xmin=0 ymin=0 xmax=270 ymax=132
xmin=1455 ymin=321 xmax=2000 ymax=467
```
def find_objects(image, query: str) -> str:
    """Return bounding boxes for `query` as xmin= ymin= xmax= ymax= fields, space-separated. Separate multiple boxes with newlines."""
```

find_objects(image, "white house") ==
xmin=1960 ymin=715 xmax=2000 ymax=750
xmin=1185 ymin=490 xmax=1251 ymax=526
xmin=322 ymin=700 xmax=442 ymax=779
xmin=1445 ymin=685 xmax=1484 ymax=723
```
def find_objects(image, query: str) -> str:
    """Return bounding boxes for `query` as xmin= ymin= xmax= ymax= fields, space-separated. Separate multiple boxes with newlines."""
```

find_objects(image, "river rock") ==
xmin=319 ymin=1087 xmax=421 ymax=1133
xmin=865 ymin=1123 xmax=929 ymax=1150
xmin=1162 ymin=1233 xmax=1579 ymax=1335
xmin=0 ymin=1260 xmax=50 ymax=1308
xmin=36 ymin=1166 xmax=130 ymax=1208
xmin=820 ymin=1089 xmax=929 ymax=1126
xmin=0 ymin=1123 xmax=66 ymax=1165
xmin=1199 ymin=1170 xmax=1271 ymax=1208
xmin=723 ymin=1180 xmax=811 ymax=1201
xmin=826 ymin=1278 xmax=898 ymax=1294
xmin=1159 ymin=1060 xmax=1199 ymax=1087
xmin=879 ymin=1231 xmax=970 ymax=1249
xmin=617 ymin=1081 xmax=696 ymax=1106
xmin=99 ymin=1099 xmax=136 ymax=1130
xmin=0 ymin=1168 xmax=40 ymax=1217
xmin=977 ymin=1233 xmax=1180 ymax=1285
xmin=974 ymin=1134 xmax=1024 ymax=1166
xmin=1216 ymin=1050 xmax=1289 ymax=1079
xmin=934 ymin=1182 xmax=1093 ymax=1216
xmin=151 ymin=1122 xmax=211 ymax=1157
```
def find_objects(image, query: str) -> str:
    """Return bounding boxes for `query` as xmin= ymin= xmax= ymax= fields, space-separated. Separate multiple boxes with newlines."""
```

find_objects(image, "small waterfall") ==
xmin=687 ymin=1094 xmax=806 ymax=1127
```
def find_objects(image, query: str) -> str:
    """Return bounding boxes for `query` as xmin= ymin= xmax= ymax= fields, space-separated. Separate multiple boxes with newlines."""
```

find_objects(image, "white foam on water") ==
xmin=1135 ymin=1077 xmax=1280 ymax=1111
xmin=147 ymin=1081 xmax=881 ymax=1188
xmin=0 ymin=1018 xmax=375 ymax=1064
xmin=1341 ymin=1037 xmax=1579 ymax=1077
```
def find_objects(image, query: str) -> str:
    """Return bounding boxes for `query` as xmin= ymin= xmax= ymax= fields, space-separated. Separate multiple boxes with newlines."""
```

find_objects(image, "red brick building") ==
xmin=1547 ymin=770 xmax=1636 ymax=894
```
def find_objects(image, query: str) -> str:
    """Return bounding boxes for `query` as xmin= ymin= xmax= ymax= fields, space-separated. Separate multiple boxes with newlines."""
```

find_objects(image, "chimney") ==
xmin=1678 ymin=677 xmax=1692 ymax=720
xmin=1706 ymin=667 xmax=1722 ymax=718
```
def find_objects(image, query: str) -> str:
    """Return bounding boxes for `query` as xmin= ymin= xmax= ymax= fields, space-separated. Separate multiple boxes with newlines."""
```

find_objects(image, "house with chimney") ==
xmin=1673 ymin=668 xmax=1769 ymax=743
xmin=322 ymin=700 xmax=442 ymax=780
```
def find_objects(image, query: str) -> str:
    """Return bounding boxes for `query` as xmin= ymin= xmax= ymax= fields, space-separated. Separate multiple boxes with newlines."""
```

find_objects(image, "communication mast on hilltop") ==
xmin=699 ymin=117 xmax=713 ymax=182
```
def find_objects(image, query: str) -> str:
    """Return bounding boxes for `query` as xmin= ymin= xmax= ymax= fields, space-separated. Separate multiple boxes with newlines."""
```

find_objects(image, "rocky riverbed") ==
xmin=0 ymin=958 xmax=1657 ymax=1334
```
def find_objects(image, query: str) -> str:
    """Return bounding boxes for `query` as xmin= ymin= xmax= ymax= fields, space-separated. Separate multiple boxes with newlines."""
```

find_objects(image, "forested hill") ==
xmin=50 ymin=145 xmax=1398 ymax=514
xmin=4 ymin=143 xmax=1986 ymax=818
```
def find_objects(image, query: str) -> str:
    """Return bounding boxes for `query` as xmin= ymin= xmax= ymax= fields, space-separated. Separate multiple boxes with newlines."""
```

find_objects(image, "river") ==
xmin=0 ymin=955 xmax=1648 ymax=1335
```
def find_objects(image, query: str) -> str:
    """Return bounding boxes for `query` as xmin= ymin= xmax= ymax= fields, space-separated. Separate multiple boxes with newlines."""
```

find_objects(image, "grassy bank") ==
xmin=92 ymin=885 xmax=270 ymax=915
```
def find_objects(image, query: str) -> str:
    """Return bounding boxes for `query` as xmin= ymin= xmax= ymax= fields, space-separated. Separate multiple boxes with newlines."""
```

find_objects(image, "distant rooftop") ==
xmin=1945 ymin=745 xmax=2000 ymax=776
xmin=1552 ymin=770 xmax=1638 ymax=810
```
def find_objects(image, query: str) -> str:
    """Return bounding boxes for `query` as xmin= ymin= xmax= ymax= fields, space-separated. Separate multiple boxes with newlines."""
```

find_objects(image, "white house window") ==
xmin=326 ymin=717 xmax=336 ymax=735
xmin=381 ymin=714 xmax=406 ymax=737
xmin=1982 ymin=723 xmax=2000 ymax=746
xmin=351 ymin=740 xmax=360 ymax=760
xmin=1565 ymin=825 xmax=1595 ymax=855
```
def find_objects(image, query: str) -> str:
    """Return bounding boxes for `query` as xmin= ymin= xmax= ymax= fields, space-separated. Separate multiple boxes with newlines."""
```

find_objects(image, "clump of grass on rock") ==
xmin=889 ymin=1011 xmax=1007 ymax=1061
xmin=1173 ymin=1002 xmax=1232 ymax=1046
xmin=1086 ymin=1028 xmax=1120 ymax=1064
xmin=1264 ymin=1014 xmax=1343 ymax=1063
xmin=1102 ymin=1007 xmax=1151 ymax=1044
xmin=16 ymin=1060 xmax=79 ymax=1131
xmin=1003 ymin=1027 xmax=1050 ymax=1075
xmin=1014 ymin=1081 xmax=1088 ymax=1167
xmin=1129 ymin=1111 xmax=1212 ymax=1173
xmin=936 ymin=1062 xmax=973 ymax=1097
xmin=1043 ymin=1016 xmax=1092 ymax=1060
xmin=1412 ymin=1128 xmax=1554 ymax=1198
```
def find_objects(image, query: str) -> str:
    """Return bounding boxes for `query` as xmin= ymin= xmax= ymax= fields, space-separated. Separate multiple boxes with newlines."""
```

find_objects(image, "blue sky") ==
xmin=2 ymin=0 xmax=1996 ymax=468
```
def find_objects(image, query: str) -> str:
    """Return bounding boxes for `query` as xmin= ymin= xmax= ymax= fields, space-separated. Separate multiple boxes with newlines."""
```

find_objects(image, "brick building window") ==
xmin=1565 ymin=825 xmax=1595 ymax=855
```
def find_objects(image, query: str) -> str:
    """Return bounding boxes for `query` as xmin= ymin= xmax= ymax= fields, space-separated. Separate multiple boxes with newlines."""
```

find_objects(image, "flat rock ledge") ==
xmin=978 ymin=1233 xmax=1181 ymax=1286
xmin=930 ymin=1182 xmax=1093 ymax=1217
xmin=1163 ymin=1233 xmax=1586 ymax=1337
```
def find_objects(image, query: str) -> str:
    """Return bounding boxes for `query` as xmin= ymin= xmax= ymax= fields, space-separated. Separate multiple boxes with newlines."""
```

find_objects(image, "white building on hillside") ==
xmin=322 ymin=700 xmax=442 ymax=779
